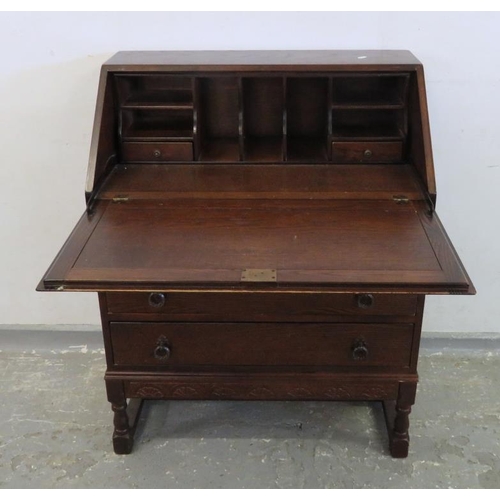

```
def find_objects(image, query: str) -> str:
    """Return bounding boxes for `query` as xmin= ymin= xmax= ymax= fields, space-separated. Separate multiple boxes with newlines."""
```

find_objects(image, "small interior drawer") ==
xmin=105 ymin=292 xmax=418 ymax=321
xmin=331 ymin=141 xmax=403 ymax=163
xmin=121 ymin=141 xmax=193 ymax=162
xmin=110 ymin=322 xmax=414 ymax=368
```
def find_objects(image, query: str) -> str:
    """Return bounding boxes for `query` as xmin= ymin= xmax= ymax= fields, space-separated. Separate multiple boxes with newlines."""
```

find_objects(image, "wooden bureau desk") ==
xmin=38 ymin=51 xmax=474 ymax=458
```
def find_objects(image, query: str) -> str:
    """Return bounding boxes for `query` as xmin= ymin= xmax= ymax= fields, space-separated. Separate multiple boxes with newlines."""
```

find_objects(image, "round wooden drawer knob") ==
xmin=363 ymin=149 xmax=373 ymax=158
xmin=153 ymin=149 xmax=162 ymax=158
xmin=148 ymin=292 xmax=166 ymax=308
xmin=356 ymin=293 xmax=374 ymax=309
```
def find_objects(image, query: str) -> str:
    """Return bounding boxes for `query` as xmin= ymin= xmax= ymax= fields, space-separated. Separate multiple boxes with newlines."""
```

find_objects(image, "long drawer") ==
xmin=109 ymin=322 xmax=414 ymax=368
xmin=105 ymin=292 xmax=418 ymax=321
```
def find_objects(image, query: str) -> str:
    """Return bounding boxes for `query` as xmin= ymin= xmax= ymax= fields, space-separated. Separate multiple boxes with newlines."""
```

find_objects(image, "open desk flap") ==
xmin=38 ymin=199 xmax=474 ymax=294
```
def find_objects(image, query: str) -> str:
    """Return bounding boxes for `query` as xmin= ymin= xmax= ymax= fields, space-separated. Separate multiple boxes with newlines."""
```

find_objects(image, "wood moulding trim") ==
xmin=36 ymin=200 xmax=110 ymax=291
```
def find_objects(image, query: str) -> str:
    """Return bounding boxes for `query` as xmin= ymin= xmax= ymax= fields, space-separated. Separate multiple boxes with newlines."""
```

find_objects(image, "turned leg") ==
xmin=107 ymin=380 xmax=144 ymax=454
xmin=112 ymin=400 xmax=133 ymax=454
xmin=383 ymin=381 xmax=417 ymax=458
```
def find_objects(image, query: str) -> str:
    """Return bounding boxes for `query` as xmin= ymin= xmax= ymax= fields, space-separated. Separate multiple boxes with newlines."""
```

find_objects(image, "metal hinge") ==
xmin=241 ymin=269 xmax=277 ymax=282
xmin=112 ymin=195 xmax=129 ymax=203
xmin=392 ymin=194 xmax=409 ymax=204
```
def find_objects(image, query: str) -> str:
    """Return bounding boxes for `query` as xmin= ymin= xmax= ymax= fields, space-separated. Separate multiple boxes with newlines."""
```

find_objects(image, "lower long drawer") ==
xmin=109 ymin=322 xmax=414 ymax=369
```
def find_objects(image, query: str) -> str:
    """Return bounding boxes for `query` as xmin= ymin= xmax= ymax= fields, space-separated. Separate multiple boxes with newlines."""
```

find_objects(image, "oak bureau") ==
xmin=38 ymin=51 xmax=475 ymax=458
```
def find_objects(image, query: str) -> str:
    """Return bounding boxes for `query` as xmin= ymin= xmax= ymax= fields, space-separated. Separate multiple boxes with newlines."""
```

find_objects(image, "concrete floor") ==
xmin=0 ymin=330 xmax=499 ymax=488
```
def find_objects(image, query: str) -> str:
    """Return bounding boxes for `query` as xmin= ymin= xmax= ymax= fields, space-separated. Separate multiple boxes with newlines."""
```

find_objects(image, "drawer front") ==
xmin=105 ymin=292 xmax=417 ymax=320
xmin=110 ymin=322 xmax=414 ymax=368
xmin=331 ymin=141 xmax=403 ymax=163
xmin=121 ymin=141 xmax=193 ymax=162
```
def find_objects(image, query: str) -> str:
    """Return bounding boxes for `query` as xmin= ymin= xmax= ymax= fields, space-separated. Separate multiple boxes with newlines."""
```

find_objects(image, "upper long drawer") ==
xmin=105 ymin=291 xmax=418 ymax=322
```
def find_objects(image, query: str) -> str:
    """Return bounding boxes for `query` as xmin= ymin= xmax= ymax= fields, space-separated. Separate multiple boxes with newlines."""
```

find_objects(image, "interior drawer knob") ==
xmin=148 ymin=292 xmax=166 ymax=308
xmin=363 ymin=149 xmax=373 ymax=158
xmin=356 ymin=293 xmax=374 ymax=309
xmin=154 ymin=336 xmax=171 ymax=360
xmin=351 ymin=339 xmax=369 ymax=361
xmin=153 ymin=149 xmax=162 ymax=158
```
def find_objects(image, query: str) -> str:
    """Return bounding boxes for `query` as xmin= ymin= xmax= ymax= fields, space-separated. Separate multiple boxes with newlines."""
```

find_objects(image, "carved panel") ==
xmin=126 ymin=378 xmax=399 ymax=401
xmin=360 ymin=386 xmax=391 ymax=399
xmin=248 ymin=387 xmax=275 ymax=399
xmin=211 ymin=385 xmax=237 ymax=397
xmin=323 ymin=387 xmax=352 ymax=399
xmin=135 ymin=385 xmax=165 ymax=398
xmin=286 ymin=387 xmax=314 ymax=398
xmin=172 ymin=385 xmax=199 ymax=397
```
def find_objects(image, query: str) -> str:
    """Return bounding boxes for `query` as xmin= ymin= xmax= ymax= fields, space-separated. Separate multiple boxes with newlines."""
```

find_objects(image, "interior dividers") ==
xmin=238 ymin=77 xmax=245 ymax=161
xmin=327 ymin=76 xmax=333 ymax=161
xmin=282 ymin=76 xmax=287 ymax=162
xmin=401 ymin=74 xmax=411 ymax=138
xmin=189 ymin=73 xmax=407 ymax=163
xmin=190 ymin=74 xmax=333 ymax=163
xmin=192 ymin=77 xmax=201 ymax=160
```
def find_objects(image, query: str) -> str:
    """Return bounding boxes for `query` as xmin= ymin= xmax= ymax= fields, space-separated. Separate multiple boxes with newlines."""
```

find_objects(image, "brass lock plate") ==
xmin=241 ymin=269 xmax=277 ymax=282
